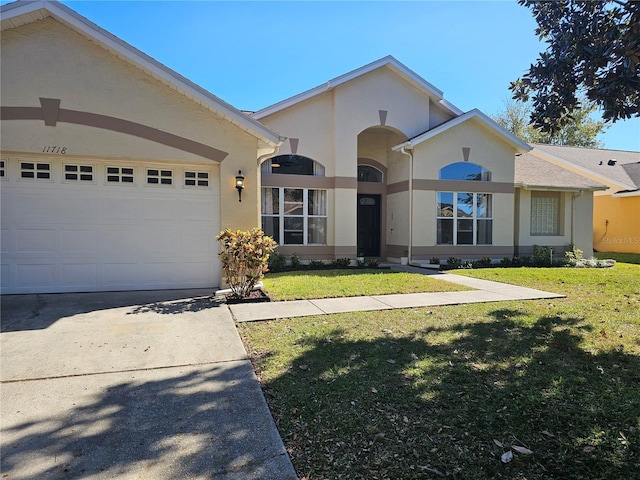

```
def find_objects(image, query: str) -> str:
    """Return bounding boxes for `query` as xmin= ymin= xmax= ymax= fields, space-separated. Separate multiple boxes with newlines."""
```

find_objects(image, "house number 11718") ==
xmin=42 ymin=146 xmax=67 ymax=154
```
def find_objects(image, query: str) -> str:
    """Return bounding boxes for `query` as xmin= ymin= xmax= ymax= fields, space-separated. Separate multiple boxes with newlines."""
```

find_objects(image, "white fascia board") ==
xmin=1 ymin=1 xmax=284 ymax=147
xmin=612 ymin=189 xmax=640 ymax=197
xmin=530 ymin=148 xmax=636 ymax=192
xmin=393 ymin=109 xmax=531 ymax=153
xmin=252 ymin=55 xmax=459 ymax=119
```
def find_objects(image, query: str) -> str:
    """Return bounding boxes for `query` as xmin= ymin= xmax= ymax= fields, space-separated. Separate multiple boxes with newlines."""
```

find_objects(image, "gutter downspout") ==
xmin=570 ymin=190 xmax=584 ymax=248
xmin=398 ymin=146 xmax=414 ymax=264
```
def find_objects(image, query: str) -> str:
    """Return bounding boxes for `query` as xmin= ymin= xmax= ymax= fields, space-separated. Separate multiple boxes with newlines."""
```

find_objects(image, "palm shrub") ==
xmin=217 ymin=228 xmax=277 ymax=299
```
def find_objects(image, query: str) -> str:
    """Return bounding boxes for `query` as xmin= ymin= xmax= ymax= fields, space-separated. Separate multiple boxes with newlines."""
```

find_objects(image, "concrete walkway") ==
xmin=229 ymin=270 xmax=565 ymax=322
xmin=1 ymin=290 xmax=298 ymax=480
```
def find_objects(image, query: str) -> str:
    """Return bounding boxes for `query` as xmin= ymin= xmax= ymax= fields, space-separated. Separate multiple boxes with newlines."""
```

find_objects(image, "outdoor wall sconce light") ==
xmin=235 ymin=170 xmax=245 ymax=202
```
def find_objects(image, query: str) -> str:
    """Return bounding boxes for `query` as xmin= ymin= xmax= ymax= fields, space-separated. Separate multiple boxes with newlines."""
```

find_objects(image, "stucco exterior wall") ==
xmin=593 ymin=195 xmax=640 ymax=253
xmin=1 ymin=18 xmax=261 ymax=232
xmin=517 ymin=189 xmax=595 ymax=257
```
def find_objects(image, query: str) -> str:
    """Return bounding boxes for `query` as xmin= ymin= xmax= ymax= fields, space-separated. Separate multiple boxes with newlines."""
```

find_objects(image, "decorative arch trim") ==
xmin=1 ymin=103 xmax=229 ymax=162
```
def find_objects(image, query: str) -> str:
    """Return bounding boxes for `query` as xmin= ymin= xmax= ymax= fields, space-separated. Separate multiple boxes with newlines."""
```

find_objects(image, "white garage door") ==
xmin=1 ymin=157 xmax=220 ymax=294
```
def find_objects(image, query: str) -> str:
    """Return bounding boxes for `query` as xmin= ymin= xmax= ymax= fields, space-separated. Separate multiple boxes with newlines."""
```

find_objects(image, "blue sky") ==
xmin=9 ymin=1 xmax=640 ymax=151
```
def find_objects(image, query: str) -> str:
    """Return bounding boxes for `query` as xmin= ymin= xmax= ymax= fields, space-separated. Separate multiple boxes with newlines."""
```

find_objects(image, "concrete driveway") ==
xmin=1 ymin=290 xmax=297 ymax=479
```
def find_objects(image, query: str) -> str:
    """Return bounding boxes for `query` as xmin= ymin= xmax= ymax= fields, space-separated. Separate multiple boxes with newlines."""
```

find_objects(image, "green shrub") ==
xmin=447 ymin=257 xmax=462 ymax=269
xmin=500 ymin=257 xmax=512 ymax=267
xmin=478 ymin=256 xmax=492 ymax=267
xmin=532 ymin=245 xmax=553 ymax=266
xmin=268 ymin=251 xmax=287 ymax=273
xmin=430 ymin=257 xmax=441 ymax=265
xmin=334 ymin=257 xmax=352 ymax=268
xmin=217 ymin=228 xmax=276 ymax=298
xmin=366 ymin=258 xmax=380 ymax=268
xmin=565 ymin=244 xmax=584 ymax=266
xmin=308 ymin=260 xmax=326 ymax=269
xmin=289 ymin=252 xmax=301 ymax=270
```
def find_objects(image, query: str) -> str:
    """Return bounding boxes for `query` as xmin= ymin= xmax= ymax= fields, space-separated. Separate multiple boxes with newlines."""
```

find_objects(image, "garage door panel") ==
xmin=102 ymin=196 xmax=141 ymax=220
xmin=181 ymin=225 xmax=215 ymax=253
xmin=17 ymin=264 xmax=56 ymax=288
xmin=140 ymin=263 xmax=176 ymax=285
xmin=142 ymin=226 xmax=181 ymax=253
xmin=1 ymin=228 xmax=13 ymax=253
xmin=99 ymin=228 xmax=140 ymax=254
xmin=143 ymin=197 xmax=181 ymax=220
xmin=182 ymin=198 xmax=215 ymax=221
xmin=102 ymin=263 xmax=138 ymax=287
xmin=59 ymin=229 xmax=99 ymax=254
xmin=179 ymin=262 xmax=214 ymax=284
xmin=16 ymin=229 xmax=56 ymax=253
xmin=1 ymin=158 xmax=220 ymax=293
xmin=60 ymin=264 xmax=98 ymax=287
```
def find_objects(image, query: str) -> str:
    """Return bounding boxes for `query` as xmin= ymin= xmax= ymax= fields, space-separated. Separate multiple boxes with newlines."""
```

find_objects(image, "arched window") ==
xmin=357 ymin=165 xmax=383 ymax=183
xmin=439 ymin=162 xmax=491 ymax=181
xmin=261 ymin=155 xmax=325 ymax=176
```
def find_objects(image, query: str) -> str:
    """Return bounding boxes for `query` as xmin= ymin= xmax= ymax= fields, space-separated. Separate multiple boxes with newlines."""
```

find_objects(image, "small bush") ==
xmin=308 ymin=260 xmax=326 ymax=269
xmin=217 ymin=228 xmax=276 ymax=298
xmin=268 ymin=251 xmax=287 ymax=273
xmin=430 ymin=257 xmax=441 ymax=265
xmin=332 ymin=257 xmax=351 ymax=268
xmin=500 ymin=257 xmax=512 ymax=267
xmin=367 ymin=258 xmax=380 ymax=268
xmin=356 ymin=258 xmax=366 ymax=268
xmin=447 ymin=257 xmax=462 ymax=269
xmin=478 ymin=256 xmax=492 ymax=267
xmin=289 ymin=252 xmax=301 ymax=270
xmin=565 ymin=244 xmax=583 ymax=266
xmin=533 ymin=245 xmax=553 ymax=266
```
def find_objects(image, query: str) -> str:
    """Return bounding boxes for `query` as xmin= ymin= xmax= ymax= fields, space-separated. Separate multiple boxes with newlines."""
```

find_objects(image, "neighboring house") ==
xmin=0 ymin=1 xmax=606 ymax=294
xmin=529 ymin=145 xmax=640 ymax=254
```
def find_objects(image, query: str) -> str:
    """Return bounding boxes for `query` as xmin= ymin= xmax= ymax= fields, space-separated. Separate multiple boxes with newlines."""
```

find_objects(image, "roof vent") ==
xmin=607 ymin=159 xmax=617 ymax=166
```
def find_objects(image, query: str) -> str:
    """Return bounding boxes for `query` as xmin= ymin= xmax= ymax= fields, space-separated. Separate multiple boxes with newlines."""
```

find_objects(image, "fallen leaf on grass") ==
xmin=410 ymin=353 xmax=419 ymax=360
xmin=370 ymin=387 xmax=378 ymax=393
xmin=382 ymin=329 xmax=393 ymax=334
xmin=493 ymin=439 xmax=503 ymax=448
xmin=541 ymin=430 xmax=555 ymax=437
xmin=387 ymin=359 xmax=396 ymax=364
xmin=501 ymin=451 xmax=513 ymax=463
xmin=512 ymin=445 xmax=533 ymax=455
xmin=583 ymin=446 xmax=596 ymax=453
xmin=298 ymin=364 xmax=309 ymax=371
xmin=372 ymin=432 xmax=386 ymax=442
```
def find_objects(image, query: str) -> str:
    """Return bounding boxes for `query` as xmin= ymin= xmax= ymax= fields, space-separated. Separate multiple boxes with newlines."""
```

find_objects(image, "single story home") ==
xmin=528 ymin=144 xmax=640 ymax=254
xmin=1 ymin=0 xmax=609 ymax=294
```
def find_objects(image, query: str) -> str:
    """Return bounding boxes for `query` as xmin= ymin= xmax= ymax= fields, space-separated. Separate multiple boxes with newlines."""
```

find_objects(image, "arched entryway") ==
xmin=356 ymin=126 xmax=408 ymax=259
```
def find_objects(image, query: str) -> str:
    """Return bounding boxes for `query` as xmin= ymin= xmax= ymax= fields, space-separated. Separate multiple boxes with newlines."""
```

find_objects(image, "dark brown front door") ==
xmin=357 ymin=194 xmax=381 ymax=257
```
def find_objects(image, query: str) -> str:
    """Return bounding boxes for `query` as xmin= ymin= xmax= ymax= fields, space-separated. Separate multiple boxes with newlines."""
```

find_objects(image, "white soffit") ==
xmin=393 ymin=109 xmax=531 ymax=153
xmin=1 ymin=0 xmax=284 ymax=148
xmin=252 ymin=55 xmax=463 ymax=119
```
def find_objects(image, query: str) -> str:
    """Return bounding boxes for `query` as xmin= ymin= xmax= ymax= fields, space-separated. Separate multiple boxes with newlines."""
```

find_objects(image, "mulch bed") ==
xmin=224 ymin=289 xmax=271 ymax=304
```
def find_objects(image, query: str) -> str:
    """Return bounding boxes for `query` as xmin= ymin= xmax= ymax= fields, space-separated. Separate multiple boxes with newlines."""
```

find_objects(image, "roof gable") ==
xmin=393 ymin=109 xmax=531 ymax=154
xmin=1 ymin=0 xmax=283 ymax=147
xmin=251 ymin=56 xmax=463 ymax=120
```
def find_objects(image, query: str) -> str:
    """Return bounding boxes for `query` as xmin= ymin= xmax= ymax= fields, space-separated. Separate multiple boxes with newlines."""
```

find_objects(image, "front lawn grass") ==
xmin=262 ymin=269 xmax=470 ymax=301
xmin=240 ymin=264 xmax=640 ymax=479
xmin=594 ymin=251 xmax=640 ymax=265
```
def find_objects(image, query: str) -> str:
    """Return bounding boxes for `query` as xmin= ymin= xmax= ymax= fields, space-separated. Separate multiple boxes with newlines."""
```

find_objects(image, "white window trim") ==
xmin=262 ymin=187 xmax=327 ymax=245
xmin=106 ymin=165 xmax=135 ymax=185
xmin=19 ymin=160 xmax=53 ymax=182
xmin=63 ymin=163 xmax=96 ymax=184
xmin=146 ymin=168 xmax=174 ymax=187
xmin=436 ymin=192 xmax=493 ymax=246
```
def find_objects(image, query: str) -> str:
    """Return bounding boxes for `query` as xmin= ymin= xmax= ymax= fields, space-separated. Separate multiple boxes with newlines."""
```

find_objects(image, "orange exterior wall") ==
xmin=593 ymin=195 xmax=640 ymax=253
